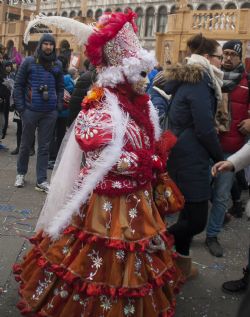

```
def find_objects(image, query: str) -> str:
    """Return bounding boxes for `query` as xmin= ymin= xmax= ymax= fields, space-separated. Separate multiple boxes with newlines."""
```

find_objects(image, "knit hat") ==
xmin=37 ymin=33 xmax=56 ymax=49
xmin=222 ymin=40 xmax=242 ymax=59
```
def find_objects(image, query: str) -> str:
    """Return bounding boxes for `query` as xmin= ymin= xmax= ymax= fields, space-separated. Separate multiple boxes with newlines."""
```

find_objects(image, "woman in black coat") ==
xmin=164 ymin=34 xmax=224 ymax=277
xmin=67 ymin=64 xmax=96 ymax=127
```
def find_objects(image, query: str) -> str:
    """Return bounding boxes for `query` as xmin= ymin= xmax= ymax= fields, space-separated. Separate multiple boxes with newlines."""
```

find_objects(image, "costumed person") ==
xmin=13 ymin=11 xmax=184 ymax=317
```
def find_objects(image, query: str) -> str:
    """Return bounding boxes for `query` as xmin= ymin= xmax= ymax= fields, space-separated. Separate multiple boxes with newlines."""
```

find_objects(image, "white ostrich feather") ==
xmin=148 ymin=100 xmax=161 ymax=141
xmin=45 ymin=89 xmax=129 ymax=239
xmin=24 ymin=14 xmax=94 ymax=45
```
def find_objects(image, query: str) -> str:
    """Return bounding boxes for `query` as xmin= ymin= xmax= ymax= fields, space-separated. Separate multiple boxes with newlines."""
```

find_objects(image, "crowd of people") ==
xmin=0 ymin=9 xmax=249 ymax=317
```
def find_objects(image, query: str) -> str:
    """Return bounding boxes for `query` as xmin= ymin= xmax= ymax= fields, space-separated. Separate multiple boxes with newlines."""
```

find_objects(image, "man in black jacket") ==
xmin=67 ymin=62 xmax=96 ymax=127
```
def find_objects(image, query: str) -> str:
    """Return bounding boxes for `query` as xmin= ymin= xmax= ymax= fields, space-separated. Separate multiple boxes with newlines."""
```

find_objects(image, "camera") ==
xmin=38 ymin=85 xmax=49 ymax=101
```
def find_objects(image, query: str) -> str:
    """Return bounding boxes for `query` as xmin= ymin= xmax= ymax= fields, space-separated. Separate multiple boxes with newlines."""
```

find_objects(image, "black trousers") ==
xmin=168 ymin=201 xmax=208 ymax=256
xmin=49 ymin=117 xmax=67 ymax=161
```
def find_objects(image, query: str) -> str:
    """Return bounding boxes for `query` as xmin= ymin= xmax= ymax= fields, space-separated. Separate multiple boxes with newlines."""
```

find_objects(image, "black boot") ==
xmin=222 ymin=268 xmax=249 ymax=293
xmin=11 ymin=148 xmax=19 ymax=155
xmin=228 ymin=201 xmax=243 ymax=218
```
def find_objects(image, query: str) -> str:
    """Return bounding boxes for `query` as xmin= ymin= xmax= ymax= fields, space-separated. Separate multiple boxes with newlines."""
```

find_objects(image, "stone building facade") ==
xmin=32 ymin=0 xmax=250 ymax=51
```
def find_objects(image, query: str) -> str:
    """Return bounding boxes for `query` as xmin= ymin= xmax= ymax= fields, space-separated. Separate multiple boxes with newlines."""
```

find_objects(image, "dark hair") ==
xmin=58 ymin=55 xmax=69 ymax=73
xmin=187 ymin=33 xmax=219 ymax=56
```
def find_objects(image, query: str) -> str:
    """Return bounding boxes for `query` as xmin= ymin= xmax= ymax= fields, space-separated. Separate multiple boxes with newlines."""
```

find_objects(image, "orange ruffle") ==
xmin=14 ymin=187 xmax=184 ymax=317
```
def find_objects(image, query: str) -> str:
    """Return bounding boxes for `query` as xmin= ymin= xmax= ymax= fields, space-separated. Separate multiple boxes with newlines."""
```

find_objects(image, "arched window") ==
xmin=105 ymin=8 xmax=112 ymax=13
xmin=95 ymin=9 xmax=103 ymax=21
xmin=47 ymin=12 xmax=52 ymax=16
xmin=78 ymin=10 xmax=82 ymax=17
xmin=145 ymin=7 xmax=155 ymax=37
xmin=197 ymin=4 xmax=207 ymax=10
xmin=115 ymin=8 xmax=122 ymax=12
xmin=69 ymin=11 xmax=76 ymax=18
xmin=225 ymin=2 xmax=237 ymax=9
xmin=157 ymin=6 xmax=167 ymax=33
xmin=135 ymin=7 xmax=143 ymax=36
xmin=61 ymin=11 xmax=67 ymax=17
xmin=211 ymin=4 xmax=222 ymax=10
xmin=87 ymin=10 xmax=93 ymax=18
xmin=187 ymin=4 xmax=193 ymax=10
xmin=241 ymin=3 xmax=250 ymax=9
xmin=170 ymin=5 xmax=176 ymax=14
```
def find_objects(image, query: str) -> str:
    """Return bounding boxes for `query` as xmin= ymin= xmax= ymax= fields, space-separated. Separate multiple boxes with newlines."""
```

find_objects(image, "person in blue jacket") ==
xmin=148 ymin=70 xmax=171 ymax=130
xmin=13 ymin=33 xmax=64 ymax=193
xmin=164 ymin=34 xmax=224 ymax=278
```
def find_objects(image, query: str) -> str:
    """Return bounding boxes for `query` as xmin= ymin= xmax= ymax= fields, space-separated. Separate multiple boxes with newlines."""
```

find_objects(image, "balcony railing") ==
xmin=191 ymin=10 xmax=238 ymax=32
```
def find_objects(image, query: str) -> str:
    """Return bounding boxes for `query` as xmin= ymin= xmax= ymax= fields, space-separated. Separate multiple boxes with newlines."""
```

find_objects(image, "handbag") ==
xmin=154 ymin=172 xmax=185 ymax=216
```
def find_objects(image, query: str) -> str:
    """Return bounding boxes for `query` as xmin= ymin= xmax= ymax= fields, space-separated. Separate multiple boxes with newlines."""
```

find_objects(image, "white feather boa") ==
xmin=40 ymin=90 xmax=129 ymax=239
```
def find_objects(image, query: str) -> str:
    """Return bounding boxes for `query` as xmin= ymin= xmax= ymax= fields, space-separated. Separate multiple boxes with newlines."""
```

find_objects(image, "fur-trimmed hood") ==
xmin=164 ymin=64 xmax=204 ymax=84
xmin=162 ymin=64 xmax=204 ymax=96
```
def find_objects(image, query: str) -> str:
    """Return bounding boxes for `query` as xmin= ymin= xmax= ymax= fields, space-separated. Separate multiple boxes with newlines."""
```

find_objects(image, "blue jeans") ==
xmin=17 ymin=109 xmax=57 ymax=184
xmin=206 ymin=154 xmax=234 ymax=237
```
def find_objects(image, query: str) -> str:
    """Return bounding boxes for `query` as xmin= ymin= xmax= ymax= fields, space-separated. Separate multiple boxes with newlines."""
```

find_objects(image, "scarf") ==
xmin=187 ymin=54 xmax=223 ymax=102
xmin=222 ymin=63 xmax=245 ymax=92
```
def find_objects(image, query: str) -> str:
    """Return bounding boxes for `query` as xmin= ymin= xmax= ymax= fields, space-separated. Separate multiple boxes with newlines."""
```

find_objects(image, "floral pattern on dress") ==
xmin=32 ymin=270 xmax=54 ymax=301
xmin=86 ymin=250 xmax=103 ymax=281
xmin=126 ymin=194 xmax=141 ymax=235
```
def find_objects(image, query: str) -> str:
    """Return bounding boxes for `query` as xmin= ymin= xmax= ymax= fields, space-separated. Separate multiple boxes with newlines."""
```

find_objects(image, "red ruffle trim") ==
xmin=16 ymin=298 xmax=176 ymax=317
xmin=29 ymin=228 xmax=175 ymax=253
xmin=13 ymin=247 xmax=183 ymax=299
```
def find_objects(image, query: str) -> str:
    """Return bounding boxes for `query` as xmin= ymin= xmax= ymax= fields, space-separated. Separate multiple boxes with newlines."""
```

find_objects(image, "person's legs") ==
xmin=17 ymin=110 xmax=38 ymax=176
xmin=2 ymin=106 xmax=9 ymax=138
xmin=36 ymin=110 xmax=57 ymax=184
xmin=229 ymin=170 xmax=246 ymax=217
xmin=208 ymin=171 xmax=235 ymax=235
xmin=0 ymin=112 xmax=6 ymax=149
xmin=56 ymin=116 xmax=67 ymax=153
xmin=169 ymin=201 xmax=208 ymax=256
xmin=11 ymin=120 xmax=22 ymax=155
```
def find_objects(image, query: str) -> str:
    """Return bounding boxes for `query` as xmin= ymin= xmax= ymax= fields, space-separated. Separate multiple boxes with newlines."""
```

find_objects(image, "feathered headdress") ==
xmin=24 ymin=11 xmax=156 ymax=86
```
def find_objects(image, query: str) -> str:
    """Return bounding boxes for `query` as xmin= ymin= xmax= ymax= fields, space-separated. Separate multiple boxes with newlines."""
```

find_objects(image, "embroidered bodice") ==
xmin=74 ymin=86 xmax=163 ymax=196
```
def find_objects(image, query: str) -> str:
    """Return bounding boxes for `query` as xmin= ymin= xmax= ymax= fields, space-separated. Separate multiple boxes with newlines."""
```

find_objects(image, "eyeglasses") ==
xmin=223 ymin=51 xmax=239 ymax=58
xmin=210 ymin=54 xmax=223 ymax=61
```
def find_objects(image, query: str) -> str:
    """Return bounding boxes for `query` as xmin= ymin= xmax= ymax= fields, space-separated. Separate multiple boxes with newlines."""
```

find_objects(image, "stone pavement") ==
xmin=0 ymin=118 xmax=249 ymax=317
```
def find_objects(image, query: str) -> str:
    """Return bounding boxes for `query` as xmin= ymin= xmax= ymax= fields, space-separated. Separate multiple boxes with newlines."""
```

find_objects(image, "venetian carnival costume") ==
xmin=13 ymin=11 xmax=184 ymax=317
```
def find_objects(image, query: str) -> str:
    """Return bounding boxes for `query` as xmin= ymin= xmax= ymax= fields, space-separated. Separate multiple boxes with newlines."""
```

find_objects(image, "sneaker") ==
xmin=205 ymin=236 xmax=223 ymax=257
xmin=222 ymin=268 xmax=249 ymax=294
xmin=14 ymin=174 xmax=25 ymax=188
xmin=35 ymin=181 xmax=50 ymax=193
